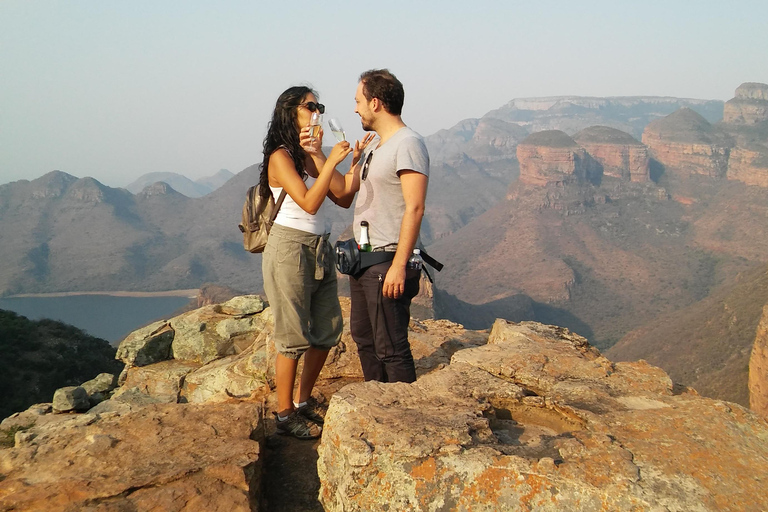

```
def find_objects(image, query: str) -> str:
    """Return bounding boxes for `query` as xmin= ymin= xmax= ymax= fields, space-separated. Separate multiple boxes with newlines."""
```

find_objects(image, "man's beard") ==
xmin=360 ymin=116 xmax=373 ymax=132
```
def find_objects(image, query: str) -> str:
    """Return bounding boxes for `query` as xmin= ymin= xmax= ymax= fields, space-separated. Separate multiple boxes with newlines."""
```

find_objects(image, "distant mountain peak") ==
xmin=138 ymin=181 xmax=184 ymax=197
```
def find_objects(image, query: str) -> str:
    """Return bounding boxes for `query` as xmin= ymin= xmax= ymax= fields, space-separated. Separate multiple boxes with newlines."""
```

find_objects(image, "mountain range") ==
xmin=124 ymin=169 xmax=234 ymax=197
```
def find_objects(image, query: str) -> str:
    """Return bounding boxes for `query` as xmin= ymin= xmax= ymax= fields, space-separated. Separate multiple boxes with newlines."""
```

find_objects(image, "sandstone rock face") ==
xmin=749 ymin=305 xmax=768 ymax=418
xmin=517 ymin=130 xmax=588 ymax=186
xmin=642 ymin=108 xmax=732 ymax=179
xmin=723 ymin=82 xmax=768 ymax=125
xmin=573 ymin=126 xmax=650 ymax=182
xmin=0 ymin=403 xmax=263 ymax=512
xmin=318 ymin=319 xmax=768 ymax=511
xmin=727 ymin=145 xmax=768 ymax=187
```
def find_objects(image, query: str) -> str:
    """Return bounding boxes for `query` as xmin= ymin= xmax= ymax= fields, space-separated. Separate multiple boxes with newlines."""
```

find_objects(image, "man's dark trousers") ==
xmin=349 ymin=260 xmax=420 ymax=383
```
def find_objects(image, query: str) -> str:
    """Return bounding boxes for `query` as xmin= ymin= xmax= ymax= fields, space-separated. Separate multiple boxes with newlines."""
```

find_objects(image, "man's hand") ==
xmin=382 ymin=264 xmax=407 ymax=299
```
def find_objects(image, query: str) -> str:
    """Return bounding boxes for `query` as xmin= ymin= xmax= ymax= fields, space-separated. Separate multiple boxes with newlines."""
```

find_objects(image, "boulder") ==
xmin=115 ymin=320 xmax=174 ymax=367
xmin=0 ymin=403 xmax=263 ymax=511
xmin=81 ymin=372 xmax=118 ymax=400
xmin=318 ymin=319 xmax=768 ymax=511
xmin=170 ymin=299 xmax=271 ymax=364
xmin=51 ymin=386 xmax=90 ymax=413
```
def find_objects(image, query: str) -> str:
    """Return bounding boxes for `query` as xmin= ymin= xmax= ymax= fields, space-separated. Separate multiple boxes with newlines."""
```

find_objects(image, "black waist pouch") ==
xmin=334 ymin=239 xmax=396 ymax=275
xmin=335 ymin=238 xmax=361 ymax=275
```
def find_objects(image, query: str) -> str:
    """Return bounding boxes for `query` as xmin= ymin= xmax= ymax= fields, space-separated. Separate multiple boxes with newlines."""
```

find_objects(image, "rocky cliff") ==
xmin=723 ymin=82 xmax=768 ymax=125
xmin=727 ymin=144 xmax=768 ymax=187
xmin=516 ymin=130 xmax=589 ymax=186
xmin=318 ymin=319 xmax=768 ymax=511
xmin=3 ymin=298 xmax=768 ymax=511
xmin=573 ymin=126 xmax=650 ymax=182
xmin=749 ymin=304 xmax=768 ymax=418
xmin=642 ymin=108 xmax=732 ymax=179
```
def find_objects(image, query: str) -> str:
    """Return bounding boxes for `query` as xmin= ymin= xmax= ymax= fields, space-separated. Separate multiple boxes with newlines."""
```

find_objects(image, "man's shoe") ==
xmin=275 ymin=411 xmax=322 ymax=439
xmin=296 ymin=396 xmax=326 ymax=425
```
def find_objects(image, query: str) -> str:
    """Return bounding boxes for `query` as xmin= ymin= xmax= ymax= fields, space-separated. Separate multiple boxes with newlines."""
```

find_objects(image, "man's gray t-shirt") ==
xmin=353 ymin=126 xmax=429 ymax=249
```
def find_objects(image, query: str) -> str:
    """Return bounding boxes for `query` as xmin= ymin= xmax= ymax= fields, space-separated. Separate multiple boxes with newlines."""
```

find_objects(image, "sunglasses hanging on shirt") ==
xmin=361 ymin=151 xmax=374 ymax=181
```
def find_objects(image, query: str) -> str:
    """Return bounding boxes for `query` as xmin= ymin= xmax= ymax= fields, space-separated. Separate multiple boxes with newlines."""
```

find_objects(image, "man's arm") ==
xmin=382 ymin=170 xmax=428 ymax=299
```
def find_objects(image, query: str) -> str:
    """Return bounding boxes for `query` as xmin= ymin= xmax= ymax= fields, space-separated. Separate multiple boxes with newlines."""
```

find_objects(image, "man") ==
xmin=350 ymin=69 xmax=429 ymax=383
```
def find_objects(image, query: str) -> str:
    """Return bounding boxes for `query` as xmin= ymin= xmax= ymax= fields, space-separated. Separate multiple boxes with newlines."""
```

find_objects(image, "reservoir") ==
xmin=0 ymin=293 xmax=195 ymax=345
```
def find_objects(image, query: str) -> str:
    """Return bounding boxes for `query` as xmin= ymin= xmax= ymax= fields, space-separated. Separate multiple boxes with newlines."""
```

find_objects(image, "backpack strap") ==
xmin=268 ymin=189 xmax=287 ymax=225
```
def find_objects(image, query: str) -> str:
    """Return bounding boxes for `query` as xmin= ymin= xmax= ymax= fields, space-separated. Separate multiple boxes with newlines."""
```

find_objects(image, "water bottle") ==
xmin=407 ymin=248 xmax=423 ymax=271
xmin=358 ymin=221 xmax=372 ymax=252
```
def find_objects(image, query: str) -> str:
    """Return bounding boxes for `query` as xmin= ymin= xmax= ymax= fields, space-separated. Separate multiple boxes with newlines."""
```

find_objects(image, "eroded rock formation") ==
xmin=749 ymin=304 xmax=768 ymax=418
xmin=642 ymin=107 xmax=732 ymax=179
xmin=574 ymin=125 xmax=650 ymax=182
xmin=318 ymin=320 xmax=768 ymax=511
xmin=727 ymin=145 xmax=768 ymax=187
xmin=723 ymin=82 xmax=768 ymax=125
xmin=517 ymin=130 xmax=589 ymax=185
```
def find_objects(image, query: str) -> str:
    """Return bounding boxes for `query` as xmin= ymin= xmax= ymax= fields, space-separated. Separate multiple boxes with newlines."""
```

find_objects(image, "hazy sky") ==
xmin=1 ymin=1 xmax=766 ymax=188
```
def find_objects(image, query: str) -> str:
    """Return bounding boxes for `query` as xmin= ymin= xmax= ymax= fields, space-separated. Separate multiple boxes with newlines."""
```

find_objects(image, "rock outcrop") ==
xmin=642 ymin=108 xmax=732 ymax=179
xmin=749 ymin=304 xmax=768 ymax=418
xmin=517 ymin=130 xmax=589 ymax=186
xmin=0 ymin=402 xmax=263 ymax=511
xmin=4 ymin=294 xmax=768 ymax=510
xmin=573 ymin=126 xmax=650 ymax=182
xmin=0 ymin=294 xmax=489 ymax=511
xmin=723 ymin=82 xmax=768 ymax=125
xmin=727 ymin=144 xmax=768 ymax=187
xmin=318 ymin=319 xmax=768 ymax=511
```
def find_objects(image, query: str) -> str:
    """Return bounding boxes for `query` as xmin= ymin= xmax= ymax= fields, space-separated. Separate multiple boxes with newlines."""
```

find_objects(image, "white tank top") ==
xmin=270 ymin=174 xmax=329 ymax=236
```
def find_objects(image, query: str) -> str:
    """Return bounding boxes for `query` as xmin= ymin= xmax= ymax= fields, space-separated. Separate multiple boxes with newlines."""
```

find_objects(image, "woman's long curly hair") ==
xmin=258 ymin=86 xmax=315 ymax=197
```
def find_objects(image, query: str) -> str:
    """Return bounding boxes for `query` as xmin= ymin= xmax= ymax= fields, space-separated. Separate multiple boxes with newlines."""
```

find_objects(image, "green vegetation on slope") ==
xmin=0 ymin=310 xmax=123 ymax=420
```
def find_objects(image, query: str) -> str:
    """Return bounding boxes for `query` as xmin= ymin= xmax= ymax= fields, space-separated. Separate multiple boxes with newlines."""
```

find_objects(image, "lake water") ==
xmin=0 ymin=295 xmax=193 ymax=345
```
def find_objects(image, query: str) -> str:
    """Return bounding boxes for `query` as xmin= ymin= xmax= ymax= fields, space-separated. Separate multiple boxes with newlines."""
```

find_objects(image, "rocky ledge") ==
xmin=318 ymin=320 xmax=768 ymax=511
xmin=2 ymin=298 xmax=768 ymax=511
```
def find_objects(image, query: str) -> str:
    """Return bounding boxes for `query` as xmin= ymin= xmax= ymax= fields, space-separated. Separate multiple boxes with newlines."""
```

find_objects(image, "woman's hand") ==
xmin=352 ymin=133 xmax=375 ymax=167
xmin=327 ymin=141 xmax=352 ymax=167
xmin=300 ymin=126 xmax=323 ymax=154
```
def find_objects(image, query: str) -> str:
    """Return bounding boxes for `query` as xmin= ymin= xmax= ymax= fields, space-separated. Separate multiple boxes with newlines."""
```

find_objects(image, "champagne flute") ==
xmin=328 ymin=118 xmax=346 ymax=142
xmin=309 ymin=111 xmax=322 ymax=142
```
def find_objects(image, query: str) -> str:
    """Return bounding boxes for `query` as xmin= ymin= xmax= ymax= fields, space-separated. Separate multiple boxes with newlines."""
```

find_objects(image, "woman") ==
xmin=260 ymin=86 xmax=371 ymax=439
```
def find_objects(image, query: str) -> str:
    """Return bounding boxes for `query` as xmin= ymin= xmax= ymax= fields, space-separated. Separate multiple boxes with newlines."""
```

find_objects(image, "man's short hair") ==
xmin=359 ymin=69 xmax=404 ymax=116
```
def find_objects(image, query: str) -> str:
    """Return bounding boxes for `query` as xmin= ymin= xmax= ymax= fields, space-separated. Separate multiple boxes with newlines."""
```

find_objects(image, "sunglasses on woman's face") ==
xmin=300 ymin=101 xmax=325 ymax=114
